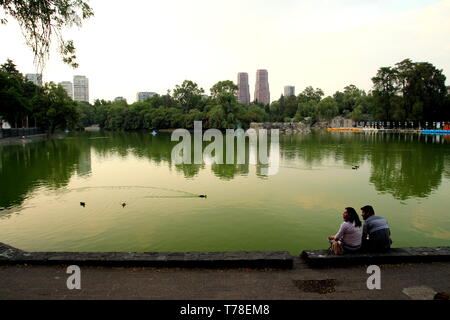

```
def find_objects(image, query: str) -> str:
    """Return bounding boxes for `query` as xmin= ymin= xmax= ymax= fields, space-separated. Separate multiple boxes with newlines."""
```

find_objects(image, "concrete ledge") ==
xmin=0 ymin=243 xmax=293 ymax=269
xmin=302 ymin=247 xmax=450 ymax=267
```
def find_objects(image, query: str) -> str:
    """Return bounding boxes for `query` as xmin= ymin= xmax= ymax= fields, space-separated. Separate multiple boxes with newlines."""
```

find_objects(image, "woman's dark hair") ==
xmin=345 ymin=207 xmax=362 ymax=228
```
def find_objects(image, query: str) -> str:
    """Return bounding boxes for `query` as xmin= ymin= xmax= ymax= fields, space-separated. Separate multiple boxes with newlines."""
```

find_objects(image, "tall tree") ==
xmin=371 ymin=67 xmax=399 ymax=121
xmin=0 ymin=59 xmax=30 ymax=127
xmin=32 ymin=82 xmax=80 ymax=133
xmin=210 ymin=80 xmax=238 ymax=101
xmin=205 ymin=80 xmax=243 ymax=129
xmin=395 ymin=59 xmax=447 ymax=121
xmin=316 ymin=97 xmax=338 ymax=120
xmin=298 ymin=86 xmax=324 ymax=103
xmin=372 ymin=59 xmax=447 ymax=121
xmin=173 ymin=80 xmax=205 ymax=113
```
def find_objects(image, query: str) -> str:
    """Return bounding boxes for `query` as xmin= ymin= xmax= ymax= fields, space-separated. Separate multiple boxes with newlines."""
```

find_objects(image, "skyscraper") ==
xmin=237 ymin=72 xmax=250 ymax=105
xmin=254 ymin=69 xmax=270 ymax=105
xmin=284 ymin=86 xmax=295 ymax=97
xmin=26 ymin=73 xmax=42 ymax=86
xmin=73 ymin=75 xmax=89 ymax=102
xmin=59 ymin=81 xmax=73 ymax=99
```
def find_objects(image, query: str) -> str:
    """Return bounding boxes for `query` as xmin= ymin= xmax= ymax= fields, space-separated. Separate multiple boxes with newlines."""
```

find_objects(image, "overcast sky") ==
xmin=1 ymin=0 xmax=449 ymax=103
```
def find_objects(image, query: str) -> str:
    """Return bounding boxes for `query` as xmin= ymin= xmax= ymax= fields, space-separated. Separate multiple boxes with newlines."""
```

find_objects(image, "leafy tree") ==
xmin=242 ymin=104 xmax=268 ymax=125
xmin=1 ymin=0 xmax=94 ymax=69
xmin=268 ymin=100 xmax=283 ymax=122
xmin=297 ymin=100 xmax=318 ymax=119
xmin=0 ymin=59 xmax=23 ymax=76
xmin=206 ymin=105 xmax=226 ymax=128
xmin=32 ymin=82 xmax=79 ymax=133
xmin=371 ymin=59 xmax=447 ymax=121
xmin=283 ymin=95 xmax=299 ymax=118
xmin=93 ymin=99 xmax=111 ymax=127
xmin=184 ymin=109 xmax=204 ymax=129
xmin=210 ymin=80 xmax=237 ymax=101
xmin=202 ymin=80 xmax=245 ymax=129
xmin=344 ymin=85 xmax=365 ymax=116
xmin=173 ymin=80 xmax=205 ymax=113
xmin=371 ymin=67 xmax=399 ymax=121
xmin=298 ymin=86 xmax=324 ymax=103
xmin=76 ymin=101 xmax=95 ymax=128
xmin=350 ymin=94 xmax=374 ymax=122
xmin=395 ymin=59 xmax=447 ymax=121
xmin=0 ymin=60 xmax=28 ymax=127
xmin=316 ymin=97 xmax=338 ymax=120
xmin=122 ymin=105 xmax=143 ymax=130
xmin=150 ymin=106 xmax=172 ymax=129
xmin=104 ymin=100 xmax=128 ymax=130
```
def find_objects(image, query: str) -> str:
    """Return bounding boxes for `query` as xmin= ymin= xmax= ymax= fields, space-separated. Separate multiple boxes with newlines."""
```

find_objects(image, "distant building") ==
xmin=237 ymin=72 xmax=250 ymax=105
xmin=73 ymin=75 xmax=89 ymax=102
xmin=136 ymin=92 xmax=157 ymax=102
xmin=254 ymin=69 xmax=270 ymax=105
xmin=284 ymin=86 xmax=295 ymax=97
xmin=114 ymin=96 xmax=127 ymax=102
xmin=447 ymin=86 xmax=450 ymax=95
xmin=59 ymin=81 xmax=73 ymax=99
xmin=26 ymin=73 xmax=42 ymax=86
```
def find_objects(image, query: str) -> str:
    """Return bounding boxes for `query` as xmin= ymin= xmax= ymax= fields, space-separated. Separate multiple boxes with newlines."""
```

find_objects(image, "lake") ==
xmin=0 ymin=131 xmax=449 ymax=254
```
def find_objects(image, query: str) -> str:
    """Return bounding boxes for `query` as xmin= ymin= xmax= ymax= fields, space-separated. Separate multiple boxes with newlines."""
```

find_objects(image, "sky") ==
xmin=1 ymin=0 xmax=449 ymax=104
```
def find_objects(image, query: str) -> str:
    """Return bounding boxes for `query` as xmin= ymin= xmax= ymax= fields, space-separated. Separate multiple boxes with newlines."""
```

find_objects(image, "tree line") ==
xmin=1 ymin=58 xmax=449 ymax=133
xmin=272 ymin=59 xmax=449 ymax=123
xmin=0 ymin=59 xmax=79 ymax=133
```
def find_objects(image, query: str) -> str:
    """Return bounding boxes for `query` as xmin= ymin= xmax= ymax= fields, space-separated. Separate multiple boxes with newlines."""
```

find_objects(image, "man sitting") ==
xmin=360 ymin=205 xmax=392 ymax=252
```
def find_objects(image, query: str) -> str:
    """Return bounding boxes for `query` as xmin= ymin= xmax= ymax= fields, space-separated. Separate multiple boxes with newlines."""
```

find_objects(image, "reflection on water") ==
xmin=368 ymin=135 xmax=445 ymax=200
xmin=0 ymin=131 xmax=449 ymax=253
xmin=279 ymin=133 xmax=450 ymax=200
xmin=0 ymin=137 xmax=92 ymax=210
xmin=1 ymin=131 xmax=449 ymax=209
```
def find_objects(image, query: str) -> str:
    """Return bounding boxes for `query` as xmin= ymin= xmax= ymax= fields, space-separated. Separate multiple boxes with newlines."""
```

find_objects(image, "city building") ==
xmin=114 ymin=97 xmax=127 ymax=102
xmin=284 ymin=86 xmax=295 ymax=97
xmin=73 ymin=75 xmax=89 ymax=102
xmin=59 ymin=81 xmax=73 ymax=99
xmin=136 ymin=92 xmax=157 ymax=102
xmin=25 ymin=73 xmax=42 ymax=86
xmin=254 ymin=69 xmax=270 ymax=105
xmin=237 ymin=72 xmax=250 ymax=105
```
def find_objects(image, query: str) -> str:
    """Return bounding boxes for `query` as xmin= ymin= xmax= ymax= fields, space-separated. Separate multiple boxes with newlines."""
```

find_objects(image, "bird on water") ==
xmin=80 ymin=202 xmax=86 ymax=207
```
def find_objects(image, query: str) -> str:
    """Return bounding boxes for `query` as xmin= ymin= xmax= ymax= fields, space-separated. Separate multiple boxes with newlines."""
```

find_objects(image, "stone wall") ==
xmin=311 ymin=121 xmax=329 ymax=130
xmin=0 ymin=242 xmax=293 ymax=269
xmin=330 ymin=116 xmax=354 ymax=128
xmin=250 ymin=117 xmax=355 ymax=133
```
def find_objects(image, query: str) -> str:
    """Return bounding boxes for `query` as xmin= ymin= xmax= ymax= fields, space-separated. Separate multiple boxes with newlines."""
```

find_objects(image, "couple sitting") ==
xmin=328 ymin=205 xmax=392 ymax=255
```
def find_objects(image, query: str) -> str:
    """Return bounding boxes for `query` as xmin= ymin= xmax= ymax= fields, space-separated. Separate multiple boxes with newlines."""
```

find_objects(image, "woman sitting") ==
xmin=328 ymin=207 xmax=362 ymax=254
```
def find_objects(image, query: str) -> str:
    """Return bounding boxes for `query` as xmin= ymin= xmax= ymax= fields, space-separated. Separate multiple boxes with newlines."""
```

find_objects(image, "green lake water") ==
xmin=0 ymin=131 xmax=449 ymax=254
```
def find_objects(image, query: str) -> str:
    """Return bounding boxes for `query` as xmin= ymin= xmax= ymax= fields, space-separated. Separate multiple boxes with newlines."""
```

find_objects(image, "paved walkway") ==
xmin=1 ymin=259 xmax=449 ymax=300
